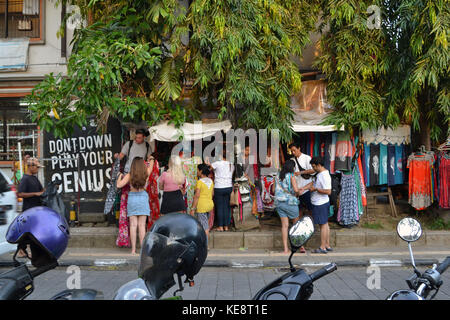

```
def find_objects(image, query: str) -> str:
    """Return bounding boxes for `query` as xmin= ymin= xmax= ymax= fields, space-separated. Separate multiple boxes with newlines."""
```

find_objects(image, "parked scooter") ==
xmin=253 ymin=216 xmax=337 ymax=300
xmin=0 ymin=206 xmax=102 ymax=300
xmin=387 ymin=217 xmax=450 ymax=300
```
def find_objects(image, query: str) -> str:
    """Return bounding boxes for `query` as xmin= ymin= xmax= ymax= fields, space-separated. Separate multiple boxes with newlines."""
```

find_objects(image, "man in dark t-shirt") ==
xmin=18 ymin=158 xmax=44 ymax=212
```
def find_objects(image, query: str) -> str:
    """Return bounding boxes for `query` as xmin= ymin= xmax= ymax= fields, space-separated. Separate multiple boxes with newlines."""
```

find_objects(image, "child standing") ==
xmin=190 ymin=164 xmax=214 ymax=240
xmin=117 ymin=157 xmax=154 ymax=255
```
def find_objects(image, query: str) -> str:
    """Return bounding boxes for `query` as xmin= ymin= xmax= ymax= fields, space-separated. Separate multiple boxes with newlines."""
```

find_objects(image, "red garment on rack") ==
xmin=116 ymin=184 xmax=130 ymax=248
xmin=146 ymin=160 xmax=161 ymax=231
xmin=439 ymin=154 xmax=450 ymax=209
xmin=407 ymin=153 xmax=434 ymax=210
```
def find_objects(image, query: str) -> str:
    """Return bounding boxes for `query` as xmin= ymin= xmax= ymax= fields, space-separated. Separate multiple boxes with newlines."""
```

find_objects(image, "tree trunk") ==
xmin=418 ymin=114 xmax=431 ymax=150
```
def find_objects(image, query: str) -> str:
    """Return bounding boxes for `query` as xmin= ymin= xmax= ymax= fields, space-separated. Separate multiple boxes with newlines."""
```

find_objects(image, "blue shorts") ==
xmin=299 ymin=191 xmax=312 ymax=211
xmin=276 ymin=201 xmax=299 ymax=219
xmin=127 ymin=191 xmax=150 ymax=217
xmin=312 ymin=202 xmax=330 ymax=225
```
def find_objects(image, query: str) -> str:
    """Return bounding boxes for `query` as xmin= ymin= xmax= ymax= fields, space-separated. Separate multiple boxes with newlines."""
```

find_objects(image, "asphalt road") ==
xmin=1 ymin=266 xmax=449 ymax=300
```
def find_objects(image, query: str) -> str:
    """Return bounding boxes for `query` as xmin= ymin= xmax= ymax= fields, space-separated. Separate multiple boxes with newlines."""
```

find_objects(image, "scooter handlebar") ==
xmin=309 ymin=263 xmax=337 ymax=282
xmin=436 ymin=256 xmax=450 ymax=275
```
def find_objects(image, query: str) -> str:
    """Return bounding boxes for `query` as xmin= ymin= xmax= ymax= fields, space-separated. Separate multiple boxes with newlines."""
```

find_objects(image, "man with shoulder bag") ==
xmin=114 ymin=128 xmax=152 ymax=173
xmin=288 ymin=142 xmax=316 ymax=218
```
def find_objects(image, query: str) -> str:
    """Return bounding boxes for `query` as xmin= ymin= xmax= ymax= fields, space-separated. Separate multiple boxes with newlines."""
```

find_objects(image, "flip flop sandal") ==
xmin=312 ymin=248 xmax=328 ymax=254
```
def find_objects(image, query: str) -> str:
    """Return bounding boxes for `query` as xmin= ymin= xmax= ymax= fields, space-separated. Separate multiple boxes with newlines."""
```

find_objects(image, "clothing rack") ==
xmin=437 ymin=137 xmax=450 ymax=152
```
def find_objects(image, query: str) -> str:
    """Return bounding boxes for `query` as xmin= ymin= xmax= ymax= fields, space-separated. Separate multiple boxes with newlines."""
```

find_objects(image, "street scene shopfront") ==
xmin=0 ymin=0 xmax=449 ymax=304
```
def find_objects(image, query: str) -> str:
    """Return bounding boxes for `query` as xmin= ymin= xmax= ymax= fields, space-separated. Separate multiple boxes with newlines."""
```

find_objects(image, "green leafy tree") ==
xmin=315 ymin=0 xmax=390 ymax=137
xmin=384 ymin=0 xmax=449 ymax=146
xmin=316 ymin=0 xmax=449 ymax=145
xmin=27 ymin=0 xmax=321 ymax=142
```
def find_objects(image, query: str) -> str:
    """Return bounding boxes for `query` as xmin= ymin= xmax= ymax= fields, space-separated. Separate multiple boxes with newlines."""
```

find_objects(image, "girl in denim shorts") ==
xmin=117 ymin=157 xmax=154 ymax=255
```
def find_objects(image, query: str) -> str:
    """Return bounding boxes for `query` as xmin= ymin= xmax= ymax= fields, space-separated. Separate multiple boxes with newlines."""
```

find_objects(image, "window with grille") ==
xmin=0 ymin=0 xmax=42 ymax=40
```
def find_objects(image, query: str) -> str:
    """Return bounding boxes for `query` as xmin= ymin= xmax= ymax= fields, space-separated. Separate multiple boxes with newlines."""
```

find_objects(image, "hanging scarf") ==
xmin=146 ymin=160 xmax=161 ymax=231
xmin=104 ymin=157 xmax=121 ymax=215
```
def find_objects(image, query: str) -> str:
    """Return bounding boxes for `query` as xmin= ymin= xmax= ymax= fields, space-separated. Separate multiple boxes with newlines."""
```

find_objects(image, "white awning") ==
xmin=0 ymin=38 xmax=29 ymax=72
xmin=291 ymin=123 xmax=344 ymax=132
xmin=149 ymin=120 xmax=232 ymax=142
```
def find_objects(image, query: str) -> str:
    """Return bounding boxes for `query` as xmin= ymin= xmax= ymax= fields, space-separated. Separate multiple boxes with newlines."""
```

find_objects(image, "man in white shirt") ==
xmin=302 ymin=157 xmax=332 ymax=254
xmin=289 ymin=142 xmax=316 ymax=218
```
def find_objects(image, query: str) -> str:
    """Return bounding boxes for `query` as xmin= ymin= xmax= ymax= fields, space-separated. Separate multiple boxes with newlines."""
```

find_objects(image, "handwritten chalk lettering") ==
xmin=54 ymin=169 xmax=112 ymax=194
xmin=47 ymin=134 xmax=113 ymax=154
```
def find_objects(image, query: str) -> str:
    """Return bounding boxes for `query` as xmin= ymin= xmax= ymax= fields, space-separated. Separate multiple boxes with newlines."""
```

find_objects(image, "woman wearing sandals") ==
xmin=301 ymin=157 xmax=333 ymax=254
xmin=117 ymin=157 xmax=154 ymax=255
xmin=207 ymin=150 xmax=234 ymax=232
xmin=274 ymin=160 xmax=304 ymax=254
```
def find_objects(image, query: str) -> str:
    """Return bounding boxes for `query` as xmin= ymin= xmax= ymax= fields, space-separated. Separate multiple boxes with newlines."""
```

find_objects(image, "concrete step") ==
xmin=67 ymin=227 xmax=450 ymax=249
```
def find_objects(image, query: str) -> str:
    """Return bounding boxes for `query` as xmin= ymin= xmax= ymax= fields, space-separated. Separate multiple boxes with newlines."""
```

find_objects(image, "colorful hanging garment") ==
xmin=146 ymin=160 xmax=161 ymax=231
xmin=370 ymin=144 xmax=381 ymax=185
xmin=182 ymin=156 xmax=203 ymax=214
xmin=116 ymin=183 xmax=130 ymax=248
xmin=379 ymin=144 xmax=388 ymax=185
xmin=387 ymin=144 xmax=396 ymax=186
xmin=364 ymin=144 xmax=371 ymax=187
xmin=330 ymin=132 xmax=337 ymax=173
xmin=407 ymin=152 xmax=434 ymax=210
xmin=394 ymin=144 xmax=404 ymax=185
xmin=357 ymin=151 xmax=367 ymax=207
xmin=335 ymin=132 xmax=353 ymax=172
xmin=337 ymin=171 xmax=360 ymax=226
xmin=438 ymin=153 xmax=450 ymax=208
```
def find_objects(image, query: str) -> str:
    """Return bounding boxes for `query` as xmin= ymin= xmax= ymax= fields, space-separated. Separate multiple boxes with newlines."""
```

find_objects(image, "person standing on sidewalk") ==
xmin=274 ymin=160 xmax=302 ymax=254
xmin=114 ymin=129 xmax=152 ymax=248
xmin=17 ymin=157 xmax=45 ymax=257
xmin=159 ymin=155 xmax=187 ymax=215
xmin=289 ymin=142 xmax=315 ymax=219
xmin=208 ymin=150 xmax=234 ymax=232
xmin=190 ymin=164 xmax=214 ymax=241
xmin=114 ymin=129 xmax=153 ymax=173
xmin=117 ymin=157 xmax=154 ymax=255
xmin=302 ymin=157 xmax=332 ymax=254
xmin=17 ymin=157 xmax=45 ymax=212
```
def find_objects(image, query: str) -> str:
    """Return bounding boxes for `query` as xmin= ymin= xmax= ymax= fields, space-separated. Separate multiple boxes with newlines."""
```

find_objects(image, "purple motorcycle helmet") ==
xmin=6 ymin=206 xmax=70 ymax=267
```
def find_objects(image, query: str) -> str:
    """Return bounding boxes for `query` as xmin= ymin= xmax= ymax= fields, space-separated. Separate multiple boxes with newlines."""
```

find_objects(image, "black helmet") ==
xmin=138 ymin=213 xmax=207 ymax=299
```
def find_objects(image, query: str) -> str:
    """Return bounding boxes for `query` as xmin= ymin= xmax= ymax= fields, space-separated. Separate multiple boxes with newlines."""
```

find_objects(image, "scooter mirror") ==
xmin=397 ymin=218 xmax=423 ymax=243
xmin=289 ymin=216 xmax=314 ymax=251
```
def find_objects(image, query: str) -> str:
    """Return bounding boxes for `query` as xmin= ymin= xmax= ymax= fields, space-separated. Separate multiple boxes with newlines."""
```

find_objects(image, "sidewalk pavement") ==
xmin=1 ymin=246 xmax=449 ymax=270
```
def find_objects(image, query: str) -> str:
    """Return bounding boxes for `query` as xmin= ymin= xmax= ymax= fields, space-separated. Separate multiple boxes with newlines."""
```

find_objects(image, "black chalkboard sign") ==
xmin=43 ymin=117 xmax=122 ymax=213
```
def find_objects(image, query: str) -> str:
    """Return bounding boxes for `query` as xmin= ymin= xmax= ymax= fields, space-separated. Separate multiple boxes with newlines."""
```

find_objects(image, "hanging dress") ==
xmin=337 ymin=170 xmax=360 ymax=227
xmin=438 ymin=153 xmax=450 ymax=208
xmin=407 ymin=153 xmax=434 ymax=210
xmin=182 ymin=156 xmax=203 ymax=214
xmin=116 ymin=183 xmax=130 ymax=248
xmin=146 ymin=160 xmax=161 ymax=231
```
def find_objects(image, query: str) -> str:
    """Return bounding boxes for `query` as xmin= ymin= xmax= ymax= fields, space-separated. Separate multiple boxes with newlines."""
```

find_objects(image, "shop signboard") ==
xmin=43 ymin=117 xmax=122 ymax=213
